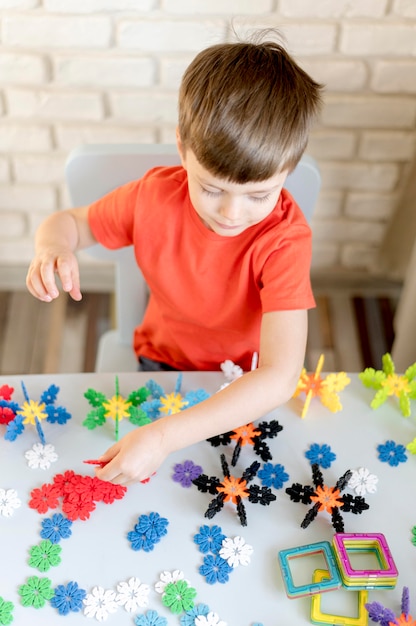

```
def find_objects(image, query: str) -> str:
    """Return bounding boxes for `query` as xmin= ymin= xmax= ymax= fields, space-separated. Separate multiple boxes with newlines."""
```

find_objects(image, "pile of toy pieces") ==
xmin=278 ymin=531 xmax=399 ymax=625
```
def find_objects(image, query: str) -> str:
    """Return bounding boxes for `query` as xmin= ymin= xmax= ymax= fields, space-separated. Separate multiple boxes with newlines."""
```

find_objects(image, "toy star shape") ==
xmin=140 ymin=373 xmax=210 ymax=419
xmin=293 ymin=353 xmax=351 ymax=418
xmin=3 ymin=381 xmax=71 ymax=443
xmin=192 ymin=453 xmax=276 ymax=526
xmin=359 ymin=352 xmax=416 ymax=417
xmin=285 ymin=463 xmax=369 ymax=532
xmin=84 ymin=376 xmax=151 ymax=440
xmin=207 ymin=420 xmax=283 ymax=465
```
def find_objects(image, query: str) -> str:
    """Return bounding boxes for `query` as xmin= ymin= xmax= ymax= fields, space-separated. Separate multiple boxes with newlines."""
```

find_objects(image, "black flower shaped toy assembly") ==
xmin=285 ymin=463 xmax=369 ymax=532
xmin=207 ymin=420 xmax=283 ymax=466
xmin=192 ymin=453 xmax=276 ymax=526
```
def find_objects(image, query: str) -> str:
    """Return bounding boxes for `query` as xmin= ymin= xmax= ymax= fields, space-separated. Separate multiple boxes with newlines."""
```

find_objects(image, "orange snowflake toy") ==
xmin=293 ymin=353 xmax=351 ymax=418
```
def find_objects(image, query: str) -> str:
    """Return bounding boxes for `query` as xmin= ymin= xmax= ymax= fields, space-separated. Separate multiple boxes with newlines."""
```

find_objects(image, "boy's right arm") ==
xmin=26 ymin=205 xmax=96 ymax=303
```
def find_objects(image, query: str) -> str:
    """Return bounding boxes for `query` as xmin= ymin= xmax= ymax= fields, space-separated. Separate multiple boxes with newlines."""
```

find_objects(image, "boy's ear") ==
xmin=175 ymin=127 xmax=187 ymax=169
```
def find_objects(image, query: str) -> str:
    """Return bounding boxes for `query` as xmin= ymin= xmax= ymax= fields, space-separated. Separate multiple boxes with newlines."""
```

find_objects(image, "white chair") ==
xmin=65 ymin=144 xmax=321 ymax=372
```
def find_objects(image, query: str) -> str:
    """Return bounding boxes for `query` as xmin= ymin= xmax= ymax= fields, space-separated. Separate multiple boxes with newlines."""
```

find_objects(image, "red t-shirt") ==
xmin=88 ymin=166 xmax=315 ymax=371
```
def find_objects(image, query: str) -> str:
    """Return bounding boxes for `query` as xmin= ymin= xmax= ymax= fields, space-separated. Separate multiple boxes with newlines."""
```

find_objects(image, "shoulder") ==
xmin=141 ymin=165 xmax=187 ymax=187
xmin=253 ymin=189 xmax=312 ymax=248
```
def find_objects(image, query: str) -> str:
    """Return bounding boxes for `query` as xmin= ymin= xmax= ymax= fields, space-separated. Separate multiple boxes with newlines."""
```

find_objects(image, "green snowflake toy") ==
xmin=359 ymin=352 xmax=416 ymax=418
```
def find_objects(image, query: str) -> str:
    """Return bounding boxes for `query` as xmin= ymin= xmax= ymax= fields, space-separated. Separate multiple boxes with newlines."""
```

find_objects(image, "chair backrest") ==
xmin=65 ymin=144 xmax=321 ymax=345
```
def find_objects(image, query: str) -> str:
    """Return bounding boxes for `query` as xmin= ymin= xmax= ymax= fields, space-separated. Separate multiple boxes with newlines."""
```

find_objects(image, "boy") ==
xmin=26 ymin=35 xmax=323 ymax=485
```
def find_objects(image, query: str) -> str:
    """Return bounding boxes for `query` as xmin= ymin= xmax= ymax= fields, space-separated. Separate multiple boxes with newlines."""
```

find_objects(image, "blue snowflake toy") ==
xmin=3 ymin=381 xmax=71 ymax=443
xmin=140 ymin=374 xmax=210 ymax=419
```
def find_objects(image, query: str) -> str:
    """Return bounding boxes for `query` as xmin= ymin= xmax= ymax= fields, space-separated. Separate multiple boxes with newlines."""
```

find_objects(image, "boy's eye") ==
xmin=202 ymin=187 xmax=221 ymax=197
xmin=249 ymin=194 xmax=271 ymax=203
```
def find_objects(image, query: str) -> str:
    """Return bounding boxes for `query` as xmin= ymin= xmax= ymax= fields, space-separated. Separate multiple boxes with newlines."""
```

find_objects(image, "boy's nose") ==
xmin=219 ymin=198 xmax=241 ymax=222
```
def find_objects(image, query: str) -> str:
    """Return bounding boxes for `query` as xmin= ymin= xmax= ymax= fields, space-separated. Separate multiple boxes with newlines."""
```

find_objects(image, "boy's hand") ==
xmin=94 ymin=422 xmax=170 ymax=486
xmin=26 ymin=248 xmax=82 ymax=302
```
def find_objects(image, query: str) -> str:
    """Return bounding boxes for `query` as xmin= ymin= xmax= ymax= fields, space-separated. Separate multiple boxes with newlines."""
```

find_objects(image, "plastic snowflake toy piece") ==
xmin=83 ymin=586 xmax=118 ymax=621
xmin=18 ymin=576 xmax=54 ymax=608
xmin=83 ymin=375 xmax=151 ymax=440
xmin=366 ymin=586 xmax=414 ymax=626
xmin=360 ymin=352 xmax=416 ymax=417
xmin=195 ymin=612 xmax=227 ymax=626
xmin=140 ymin=374 xmax=210 ymax=420
xmin=50 ymin=581 xmax=86 ymax=616
xmin=127 ymin=512 xmax=169 ymax=552
xmin=293 ymin=353 xmax=351 ymax=418
xmin=172 ymin=460 xmax=203 ymax=487
xmin=135 ymin=609 xmax=167 ymax=626
xmin=220 ymin=359 xmax=243 ymax=382
xmin=28 ymin=539 xmax=62 ymax=572
xmin=0 ymin=488 xmax=21 ymax=517
xmin=406 ymin=437 xmax=416 ymax=455
xmin=116 ymin=577 xmax=150 ymax=612
xmin=193 ymin=453 xmax=276 ymax=526
xmin=207 ymin=420 xmax=283 ymax=466
xmin=40 ymin=513 xmax=73 ymax=543
xmin=162 ymin=579 xmax=197 ymax=614
xmin=0 ymin=595 xmax=14 ymax=625
xmin=348 ymin=467 xmax=378 ymax=496
xmin=25 ymin=442 xmax=58 ymax=470
xmin=305 ymin=443 xmax=336 ymax=469
xmin=154 ymin=570 xmax=189 ymax=595
xmin=285 ymin=463 xmax=369 ymax=532
xmin=258 ymin=462 xmax=289 ymax=489
xmin=180 ymin=603 xmax=211 ymax=625
xmin=194 ymin=525 xmax=226 ymax=554
xmin=3 ymin=381 xmax=71 ymax=443
xmin=199 ymin=553 xmax=233 ymax=585
xmin=219 ymin=536 xmax=253 ymax=567
xmin=377 ymin=440 xmax=408 ymax=467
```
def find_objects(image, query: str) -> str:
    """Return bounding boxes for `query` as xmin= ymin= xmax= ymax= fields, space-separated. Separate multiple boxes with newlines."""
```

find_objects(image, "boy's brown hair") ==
xmin=178 ymin=34 xmax=323 ymax=182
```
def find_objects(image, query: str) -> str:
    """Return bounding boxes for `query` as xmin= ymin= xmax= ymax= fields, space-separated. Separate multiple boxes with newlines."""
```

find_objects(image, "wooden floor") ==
xmin=0 ymin=286 xmax=400 ymax=376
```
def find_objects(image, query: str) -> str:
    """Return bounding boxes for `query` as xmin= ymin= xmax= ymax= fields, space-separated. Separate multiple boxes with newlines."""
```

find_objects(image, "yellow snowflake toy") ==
xmin=359 ymin=352 xmax=416 ymax=418
xmin=293 ymin=354 xmax=351 ymax=418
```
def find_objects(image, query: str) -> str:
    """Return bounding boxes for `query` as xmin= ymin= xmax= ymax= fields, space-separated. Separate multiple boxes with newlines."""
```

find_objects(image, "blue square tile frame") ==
xmin=278 ymin=540 xmax=342 ymax=599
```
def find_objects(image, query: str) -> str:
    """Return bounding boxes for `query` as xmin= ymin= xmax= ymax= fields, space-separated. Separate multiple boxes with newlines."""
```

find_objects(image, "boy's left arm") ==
xmin=96 ymin=309 xmax=307 ymax=485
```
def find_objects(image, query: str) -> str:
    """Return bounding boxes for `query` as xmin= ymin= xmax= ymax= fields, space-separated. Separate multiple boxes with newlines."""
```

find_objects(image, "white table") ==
xmin=1 ymin=371 xmax=415 ymax=625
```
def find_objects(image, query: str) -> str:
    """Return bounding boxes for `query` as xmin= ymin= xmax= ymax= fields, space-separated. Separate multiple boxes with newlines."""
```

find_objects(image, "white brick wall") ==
xmin=0 ymin=1 xmax=415 ymax=280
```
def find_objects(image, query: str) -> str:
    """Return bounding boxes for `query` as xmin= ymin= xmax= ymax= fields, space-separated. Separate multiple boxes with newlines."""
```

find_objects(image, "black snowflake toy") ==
xmin=285 ymin=463 xmax=369 ymax=532
xmin=192 ymin=453 xmax=276 ymax=526
xmin=207 ymin=420 xmax=283 ymax=466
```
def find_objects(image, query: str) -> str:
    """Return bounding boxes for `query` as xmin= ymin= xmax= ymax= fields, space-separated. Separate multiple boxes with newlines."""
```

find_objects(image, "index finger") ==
xmin=55 ymin=257 xmax=82 ymax=300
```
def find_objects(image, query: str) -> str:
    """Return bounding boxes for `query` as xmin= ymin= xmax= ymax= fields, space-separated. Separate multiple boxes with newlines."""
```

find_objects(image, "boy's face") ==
xmin=178 ymin=143 xmax=288 ymax=238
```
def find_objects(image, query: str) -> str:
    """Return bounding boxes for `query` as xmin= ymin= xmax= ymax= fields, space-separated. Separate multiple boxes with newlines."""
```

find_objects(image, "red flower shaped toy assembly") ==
xmin=192 ymin=453 xmax=276 ymax=526
xmin=28 ymin=470 xmax=127 ymax=522
xmin=285 ymin=463 xmax=369 ymax=532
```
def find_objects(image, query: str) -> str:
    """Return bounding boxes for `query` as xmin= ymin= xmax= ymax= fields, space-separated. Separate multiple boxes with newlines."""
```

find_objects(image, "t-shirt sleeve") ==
xmin=88 ymin=179 xmax=142 ymax=249
xmin=259 ymin=222 xmax=315 ymax=312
